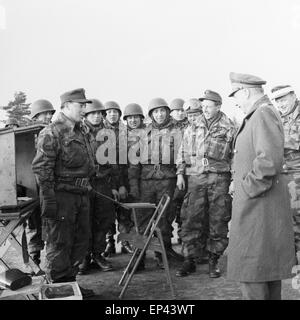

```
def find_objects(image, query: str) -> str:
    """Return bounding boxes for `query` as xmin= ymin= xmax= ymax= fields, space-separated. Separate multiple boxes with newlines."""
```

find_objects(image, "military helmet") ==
xmin=104 ymin=101 xmax=122 ymax=115
xmin=170 ymin=98 xmax=185 ymax=111
xmin=5 ymin=118 xmax=19 ymax=128
xmin=30 ymin=99 xmax=55 ymax=119
xmin=85 ymin=99 xmax=105 ymax=116
xmin=183 ymin=98 xmax=203 ymax=114
xmin=123 ymin=103 xmax=144 ymax=120
xmin=148 ymin=97 xmax=169 ymax=116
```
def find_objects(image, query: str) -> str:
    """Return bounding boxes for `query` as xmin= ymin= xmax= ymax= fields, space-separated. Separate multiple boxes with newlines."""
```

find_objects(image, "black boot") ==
xmin=103 ymin=238 xmax=116 ymax=257
xmin=78 ymin=255 xmax=91 ymax=275
xmin=209 ymin=253 xmax=221 ymax=278
xmin=92 ymin=253 xmax=114 ymax=272
xmin=176 ymin=258 xmax=196 ymax=277
xmin=121 ymin=241 xmax=134 ymax=254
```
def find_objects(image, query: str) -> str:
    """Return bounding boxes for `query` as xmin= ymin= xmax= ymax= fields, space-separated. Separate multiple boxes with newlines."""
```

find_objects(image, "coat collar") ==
xmin=233 ymin=95 xmax=270 ymax=147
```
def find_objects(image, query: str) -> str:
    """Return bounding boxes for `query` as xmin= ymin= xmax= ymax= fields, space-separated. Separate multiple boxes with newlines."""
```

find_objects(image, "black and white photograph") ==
xmin=0 ymin=0 xmax=300 ymax=305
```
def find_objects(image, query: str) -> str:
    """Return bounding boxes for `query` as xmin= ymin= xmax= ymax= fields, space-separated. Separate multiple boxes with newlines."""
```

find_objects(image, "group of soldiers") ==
xmin=3 ymin=72 xmax=300 ymax=299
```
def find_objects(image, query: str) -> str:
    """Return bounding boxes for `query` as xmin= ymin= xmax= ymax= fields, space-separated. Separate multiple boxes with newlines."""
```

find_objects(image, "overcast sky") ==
xmin=1 ymin=0 xmax=300 ymax=123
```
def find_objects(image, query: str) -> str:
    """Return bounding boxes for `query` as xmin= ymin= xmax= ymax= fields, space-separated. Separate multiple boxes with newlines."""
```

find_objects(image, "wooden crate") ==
xmin=0 ymin=124 xmax=44 ymax=210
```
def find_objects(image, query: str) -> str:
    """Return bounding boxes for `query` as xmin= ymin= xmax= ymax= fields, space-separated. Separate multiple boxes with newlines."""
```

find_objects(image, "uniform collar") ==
xmin=55 ymin=112 xmax=79 ymax=131
xmin=245 ymin=95 xmax=269 ymax=119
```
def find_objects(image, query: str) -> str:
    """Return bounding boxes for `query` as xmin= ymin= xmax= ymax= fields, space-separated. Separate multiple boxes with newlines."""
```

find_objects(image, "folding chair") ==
xmin=118 ymin=193 xmax=176 ymax=299
xmin=0 ymin=199 xmax=43 ymax=276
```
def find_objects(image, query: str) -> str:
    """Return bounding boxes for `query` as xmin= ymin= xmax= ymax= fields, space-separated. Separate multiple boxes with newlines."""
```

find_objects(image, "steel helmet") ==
xmin=85 ymin=99 xmax=105 ymax=116
xmin=183 ymin=98 xmax=203 ymax=114
xmin=123 ymin=103 xmax=144 ymax=120
xmin=170 ymin=98 xmax=185 ymax=111
xmin=104 ymin=101 xmax=122 ymax=115
xmin=5 ymin=118 xmax=19 ymax=128
xmin=148 ymin=98 xmax=169 ymax=116
xmin=30 ymin=99 xmax=55 ymax=119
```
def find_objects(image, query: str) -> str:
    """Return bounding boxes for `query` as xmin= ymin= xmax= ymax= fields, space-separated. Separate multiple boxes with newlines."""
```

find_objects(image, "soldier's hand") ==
xmin=177 ymin=174 xmax=185 ymax=191
xmin=119 ymin=186 xmax=128 ymax=200
xmin=41 ymin=189 xmax=57 ymax=219
xmin=112 ymin=189 xmax=119 ymax=201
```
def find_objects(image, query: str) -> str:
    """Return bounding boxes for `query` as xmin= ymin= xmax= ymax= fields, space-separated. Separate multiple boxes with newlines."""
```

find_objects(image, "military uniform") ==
xmin=102 ymin=119 xmax=134 ymax=253
xmin=128 ymin=100 xmax=182 ymax=264
xmin=177 ymin=110 xmax=235 ymax=264
xmin=27 ymin=100 xmax=55 ymax=267
xmin=81 ymin=118 xmax=118 ymax=270
xmin=32 ymin=91 xmax=95 ymax=283
xmin=273 ymin=95 xmax=300 ymax=253
xmin=227 ymin=73 xmax=295 ymax=300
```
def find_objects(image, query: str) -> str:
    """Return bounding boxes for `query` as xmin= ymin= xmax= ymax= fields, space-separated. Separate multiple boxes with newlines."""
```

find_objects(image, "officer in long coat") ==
xmin=227 ymin=72 xmax=295 ymax=300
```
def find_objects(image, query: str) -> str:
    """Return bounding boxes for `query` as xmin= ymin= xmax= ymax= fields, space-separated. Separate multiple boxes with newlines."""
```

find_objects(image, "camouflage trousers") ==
xmin=89 ymin=177 xmax=116 ymax=254
xmin=26 ymin=204 xmax=44 ymax=255
xmin=41 ymin=190 xmax=90 ymax=282
xmin=136 ymin=178 xmax=177 ymax=247
xmin=180 ymin=173 xmax=232 ymax=258
xmin=286 ymin=172 xmax=300 ymax=252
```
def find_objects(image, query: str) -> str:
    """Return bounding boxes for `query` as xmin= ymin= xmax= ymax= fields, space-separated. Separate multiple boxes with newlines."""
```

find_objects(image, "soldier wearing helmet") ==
xmin=170 ymin=98 xmax=188 ymax=129
xmin=30 ymin=99 xmax=55 ymax=125
xmin=176 ymin=90 xmax=235 ymax=278
xmin=78 ymin=99 xmax=118 ymax=274
xmin=5 ymin=118 xmax=19 ymax=129
xmin=123 ymin=103 xmax=144 ymax=130
xmin=128 ymin=97 xmax=184 ymax=270
xmin=102 ymin=101 xmax=133 ymax=257
xmin=25 ymin=99 xmax=55 ymax=271
xmin=183 ymin=98 xmax=203 ymax=126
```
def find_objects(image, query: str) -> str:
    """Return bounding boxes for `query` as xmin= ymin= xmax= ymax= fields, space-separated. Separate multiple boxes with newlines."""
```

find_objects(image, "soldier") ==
xmin=4 ymin=118 xmax=19 ymax=129
xmin=30 ymin=99 xmax=55 ymax=125
xmin=271 ymin=85 xmax=300 ymax=264
xmin=32 ymin=88 xmax=95 ymax=298
xmin=128 ymin=98 xmax=184 ymax=269
xmin=27 ymin=99 xmax=55 ymax=270
xmin=78 ymin=99 xmax=119 ymax=274
xmin=170 ymin=98 xmax=188 ymax=128
xmin=176 ymin=91 xmax=235 ymax=278
xmin=102 ymin=101 xmax=132 ymax=256
xmin=227 ymin=73 xmax=295 ymax=300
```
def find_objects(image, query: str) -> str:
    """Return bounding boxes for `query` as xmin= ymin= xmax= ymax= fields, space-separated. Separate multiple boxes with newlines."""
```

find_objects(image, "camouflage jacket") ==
xmin=281 ymin=100 xmax=300 ymax=172
xmin=176 ymin=111 xmax=236 ymax=176
xmin=174 ymin=118 xmax=189 ymax=131
xmin=128 ymin=117 xmax=180 ymax=183
xmin=101 ymin=119 xmax=128 ymax=188
xmin=32 ymin=112 xmax=95 ymax=192
xmin=83 ymin=119 xmax=118 ymax=189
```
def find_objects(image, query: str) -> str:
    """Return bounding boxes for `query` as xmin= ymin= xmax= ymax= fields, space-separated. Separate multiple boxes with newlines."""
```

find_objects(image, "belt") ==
xmin=55 ymin=177 xmax=90 ymax=188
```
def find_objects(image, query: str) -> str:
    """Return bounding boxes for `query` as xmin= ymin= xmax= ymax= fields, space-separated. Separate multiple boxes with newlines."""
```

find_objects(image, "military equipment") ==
xmin=123 ymin=103 xmax=144 ymax=120
xmin=170 ymin=98 xmax=185 ymax=111
xmin=30 ymin=99 xmax=55 ymax=119
xmin=148 ymin=98 xmax=169 ymax=116
xmin=85 ymin=99 xmax=105 ymax=115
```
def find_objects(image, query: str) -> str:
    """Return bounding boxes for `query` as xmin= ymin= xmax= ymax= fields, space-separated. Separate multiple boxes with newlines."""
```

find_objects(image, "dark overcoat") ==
xmin=227 ymin=95 xmax=295 ymax=282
